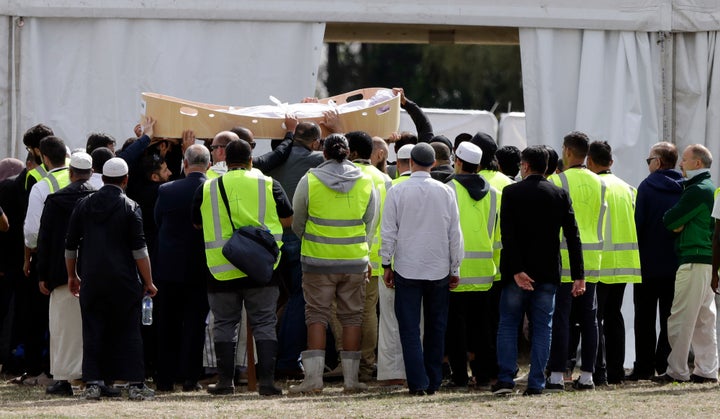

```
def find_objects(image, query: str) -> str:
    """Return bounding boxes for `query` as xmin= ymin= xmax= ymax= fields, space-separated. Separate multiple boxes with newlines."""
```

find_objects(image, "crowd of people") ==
xmin=0 ymin=87 xmax=717 ymax=401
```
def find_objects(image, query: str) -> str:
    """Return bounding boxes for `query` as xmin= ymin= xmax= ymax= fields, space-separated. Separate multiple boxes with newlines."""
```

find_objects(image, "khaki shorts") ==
xmin=302 ymin=272 xmax=366 ymax=327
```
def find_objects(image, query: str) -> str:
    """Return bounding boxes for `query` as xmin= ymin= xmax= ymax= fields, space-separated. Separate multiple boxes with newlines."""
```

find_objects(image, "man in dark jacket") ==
xmin=36 ymin=152 xmax=96 ymax=396
xmin=65 ymin=157 xmax=157 ymax=400
xmin=627 ymin=142 xmax=683 ymax=380
xmin=153 ymin=145 xmax=211 ymax=392
xmin=493 ymin=145 xmax=584 ymax=396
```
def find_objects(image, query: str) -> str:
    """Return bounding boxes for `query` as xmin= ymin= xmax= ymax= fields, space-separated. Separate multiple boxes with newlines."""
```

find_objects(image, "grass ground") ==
xmin=1 ymin=373 xmax=718 ymax=418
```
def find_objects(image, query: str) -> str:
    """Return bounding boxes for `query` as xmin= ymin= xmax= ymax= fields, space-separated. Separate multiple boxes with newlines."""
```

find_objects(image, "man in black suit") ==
xmin=153 ymin=144 xmax=211 ymax=392
xmin=492 ymin=145 xmax=585 ymax=396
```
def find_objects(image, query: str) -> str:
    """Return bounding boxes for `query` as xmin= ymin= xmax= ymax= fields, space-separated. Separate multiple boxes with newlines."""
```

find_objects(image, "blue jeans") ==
xmin=497 ymin=280 xmax=557 ymax=390
xmin=394 ymin=273 xmax=450 ymax=392
xmin=276 ymin=232 xmax=307 ymax=370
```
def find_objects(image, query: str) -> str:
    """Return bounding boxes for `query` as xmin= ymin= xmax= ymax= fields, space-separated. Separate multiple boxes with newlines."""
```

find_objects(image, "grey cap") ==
xmin=411 ymin=142 xmax=435 ymax=167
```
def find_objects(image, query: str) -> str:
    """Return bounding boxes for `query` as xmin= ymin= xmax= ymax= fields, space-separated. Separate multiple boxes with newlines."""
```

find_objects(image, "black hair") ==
xmin=521 ymin=145 xmax=549 ymax=174
xmin=323 ymin=134 xmax=350 ymax=163
xmin=91 ymin=147 xmax=115 ymax=173
xmin=563 ymin=131 xmax=590 ymax=158
xmin=39 ymin=136 xmax=67 ymax=167
xmin=345 ymin=131 xmax=373 ymax=159
xmin=543 ymin=145 xmax=559 ymax=176
xmin=23 ymin=124 xmax=54 ymax=148
xmin=453 ymin=133 xmax=472 ymax=151
xmin=142 ymin=153 xmax=166 ymax=179
xmin=393 ymin=132 xmax=418 ymax=154
xmin=225 ymin=139 xmax=252 ymax=166
xmin=496 ymin=145 xmax=522 ymax=178
xmin=588 ymin=140 xmax=612 ymax=167
xmin=86 ymin=133 xmax=116 ymax=154
xmin=430 ymin=142 xmax=451 ymax=162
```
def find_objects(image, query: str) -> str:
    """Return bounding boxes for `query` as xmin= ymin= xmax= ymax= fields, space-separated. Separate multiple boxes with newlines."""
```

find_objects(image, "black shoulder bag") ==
xmin=217 ymin=176 xmax=280 ymax=285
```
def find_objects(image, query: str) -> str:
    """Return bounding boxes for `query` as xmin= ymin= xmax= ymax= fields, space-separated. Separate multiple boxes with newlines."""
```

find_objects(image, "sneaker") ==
xmin=491 ymin=381 xmax=515 ymax=396
xmin=544 ymin=379 xmax=565 ymax=393
xmin=690 ymin=374 xmax=718 ymax=384
xmin=83 ymin=384 xmax=102 ymax=400
xmin=128 ymin=384 xmax=155 ymax=401
xmin=571 ymin=379 xmax=595 ymax=391
xmin=46 ymin=380 xmax=73 ymax=396
xmin=523 ymin=387 xmax=543 ymax=396
xmin=651 ymin=373 xmax=688 ymax=384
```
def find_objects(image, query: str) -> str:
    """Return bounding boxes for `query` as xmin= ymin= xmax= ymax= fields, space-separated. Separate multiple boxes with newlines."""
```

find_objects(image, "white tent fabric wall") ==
xmin=498 ymin=112 xmax=527 ymax=149
xmin=8 ymin=18 xmax=325 ymax=154
xmin=520 ymin=29 xmax=663 ymax=189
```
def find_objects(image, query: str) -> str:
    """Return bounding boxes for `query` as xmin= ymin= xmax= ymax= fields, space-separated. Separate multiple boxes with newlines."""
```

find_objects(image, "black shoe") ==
xmin=409 ymin=389 xmax=427 ymax=396
xmin=607 ymin=376 xmax=624 ymax=385
xmin=46 ymin=380 xmax=73 ymax=396
xmin=182 ymin=381 xmax=203 ymax=392
xmin=259 ymin=385 xmax=283 ymax=396
xmin=155 ymin=383 xmax=174 ymax=392
xmin=624 ymin=371 xmax=652 ymax=381
xmin=523 ymin=388 xmax=543 ymax=396
xmin=491 ymin=381 xmax=515 ymax=396
xmin=571 ymin=379 xmax=595 ymax=390
xmin=651 ymin=374 xmax=688 ymax=384
xmin=442 ymin=381 xmax=467 ymax=389
xmin=544 ymin=379 xmax=565 ymax=393
xmin=207 ymin=384 xmax=235 ymax=395
xmin=690 ymin=374 xmax=718 ymax=384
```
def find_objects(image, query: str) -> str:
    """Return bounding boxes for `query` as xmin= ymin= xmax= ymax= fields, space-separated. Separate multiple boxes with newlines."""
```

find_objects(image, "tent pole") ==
xmin=658 ymin=31 xmax=674 ymax=144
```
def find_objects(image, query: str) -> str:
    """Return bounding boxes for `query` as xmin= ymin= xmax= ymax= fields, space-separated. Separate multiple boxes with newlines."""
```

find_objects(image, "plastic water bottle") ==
xmin=142 ymin=295 xmax=153 ymax=326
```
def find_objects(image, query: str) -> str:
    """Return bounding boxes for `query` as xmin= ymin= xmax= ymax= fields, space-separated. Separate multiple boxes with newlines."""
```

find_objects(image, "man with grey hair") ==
xmin=153 ymin=144 xmax=212 ymax=392
xmin=654 ymin=144 xmax=717 ymax=384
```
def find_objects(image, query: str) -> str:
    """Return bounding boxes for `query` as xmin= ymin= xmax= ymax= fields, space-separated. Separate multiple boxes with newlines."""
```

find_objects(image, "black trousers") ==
xmin=12 ymin=264 xmax=49 ymax=376
xmin=595 ymin=282 xmax=627 ymax=382
xmin=632 ymin=277 xmax=675 ymax=375
xmin=445 ymin=291 xmax=494 ymax=385
xmin=154 ymin=280 xmax=209 ymax=386
xmin=549 ymin=282 xmax=598 ymax=373
xmin=80 ymin=287 xmax=144 ymax=382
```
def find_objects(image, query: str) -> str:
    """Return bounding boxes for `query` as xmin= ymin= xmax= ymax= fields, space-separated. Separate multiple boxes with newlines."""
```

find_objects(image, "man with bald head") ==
xmin=371 ymin=137 xmax=390 ymax=174
xmin=154 ymin=145 xmax=212 ymax=392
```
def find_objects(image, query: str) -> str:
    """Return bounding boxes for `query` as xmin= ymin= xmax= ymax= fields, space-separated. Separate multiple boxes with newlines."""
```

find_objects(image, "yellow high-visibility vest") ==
xmin=301 ymin=172 xmax=374 ymax=264
xmin=357 ymin=163 xmax=389 ymax=276
xmin=41 ymin=168 xmax=70 ymax=193
xmin=549 ymin=167 xmax=607 ymax=283
xmin=597 ymin=173 xmax=641 ymax=284
xmin=200 ymin=169 xmax=283 ymax=281
xmin=448 ymin=179 xmax=500 ymax=292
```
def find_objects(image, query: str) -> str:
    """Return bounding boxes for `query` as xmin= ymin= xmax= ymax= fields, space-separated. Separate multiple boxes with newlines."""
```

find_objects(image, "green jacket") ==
xmin=662 ymin=171 xmax=715 ymax=265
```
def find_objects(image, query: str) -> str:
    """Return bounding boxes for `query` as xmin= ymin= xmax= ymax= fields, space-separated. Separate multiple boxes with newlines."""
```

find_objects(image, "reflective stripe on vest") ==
xmin=301 ymin=172 xmax=373 ymax=264
xmin=553 ymin=169 xmax=606 ymax=283
xmin=25 ymin=164 xmax=49 ymax=190
xmin=201 ymin=171 xmax=283 ymax=280
xmin=448 ymin=179 xmax=499 ymax=291
xmin=41 ymin=168 xmax=70 ymax=193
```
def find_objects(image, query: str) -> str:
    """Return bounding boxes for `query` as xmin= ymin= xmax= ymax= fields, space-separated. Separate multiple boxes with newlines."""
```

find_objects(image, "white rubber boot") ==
xmin=288 ymin=350 xmax=325 ymax=394
xmin=341 ymin=351 xmax=368 ymax=392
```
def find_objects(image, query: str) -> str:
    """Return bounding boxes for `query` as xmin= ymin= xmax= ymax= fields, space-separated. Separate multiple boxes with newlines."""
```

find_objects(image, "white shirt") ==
xmin=380 ymin=171 xmax=463 ymax=279
xmin=88 ymin=173 xmax=104 ymax=190
xmin=24 ymin=167 xmax=66 ymax=248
